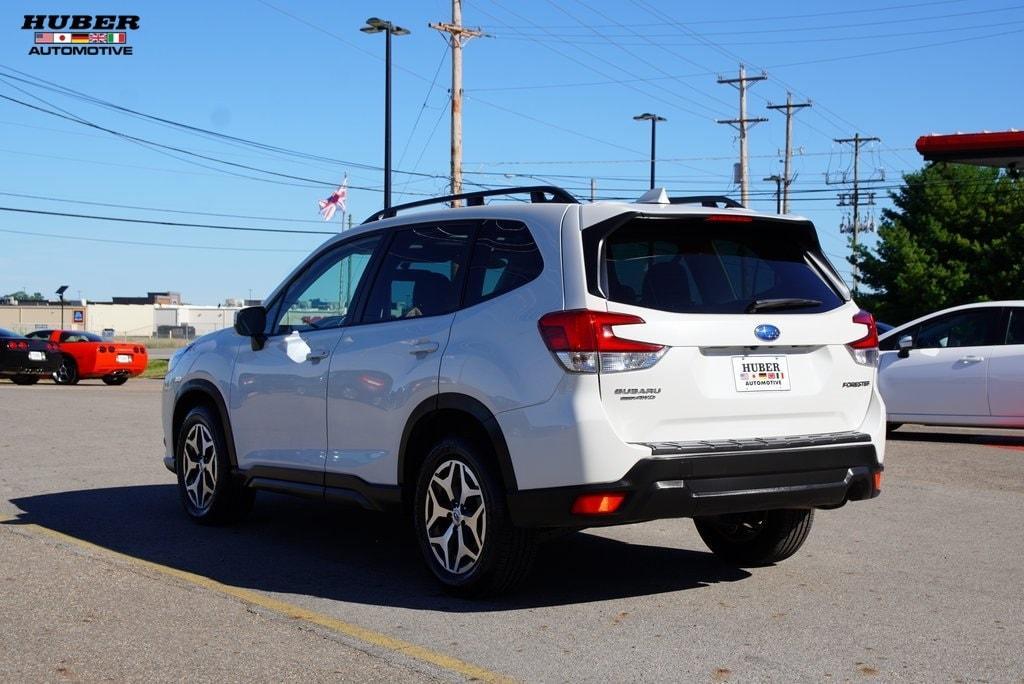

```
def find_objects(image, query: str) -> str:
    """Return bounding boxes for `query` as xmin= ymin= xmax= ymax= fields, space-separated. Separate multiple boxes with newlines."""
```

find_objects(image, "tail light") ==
xmin=46 ymin=343 xmax=59 ymax=352
xmin=6 ymin=340 xmax=29 ymax=350
xmin=98 ymin=345 xmax=107 ymax=353
xmin=572 ymin=493 xmax=626 ymax=515
xmin=538 ymin=310 xmax=666 ymax=373
xmin=848 ymin=310 xmax=879 ymax=366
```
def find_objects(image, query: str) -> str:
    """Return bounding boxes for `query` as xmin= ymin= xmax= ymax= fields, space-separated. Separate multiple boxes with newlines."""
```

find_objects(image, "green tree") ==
xmin=2 ymin=290 xmax=45 ymax=301
xmin=853 ymin=163 xmax=1024 ymax=325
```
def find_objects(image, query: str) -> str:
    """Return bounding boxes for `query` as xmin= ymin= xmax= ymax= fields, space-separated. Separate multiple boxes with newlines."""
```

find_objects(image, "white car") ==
xmin=162 ymin=186 xmax=886 ymax=596
xmin=879 ymin=301 xmax=1024 ymax=430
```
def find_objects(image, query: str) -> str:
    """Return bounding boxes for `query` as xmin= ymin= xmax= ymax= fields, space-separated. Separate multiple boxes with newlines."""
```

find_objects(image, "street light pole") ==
xmin=56 ymin=285 xmax=68 ymax=328
xmin=633 ymin=113 xmax=666 ymax=189
xmin=361 ymin=17 xmax=410 ymax=211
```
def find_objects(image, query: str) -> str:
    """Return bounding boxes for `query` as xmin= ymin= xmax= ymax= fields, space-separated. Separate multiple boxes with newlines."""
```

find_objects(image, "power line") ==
xmin=493 ymin=17 xmax=1024 ymax=46
xmin=0 ymin=191 xmax=331 ymax=225
xmin=488 ymin=0 xmax=971 ymax=28
xmin=0 ymin=206 xmax=336 ymax=235
xmin=0 ymin=227 xmax=310 ymax=253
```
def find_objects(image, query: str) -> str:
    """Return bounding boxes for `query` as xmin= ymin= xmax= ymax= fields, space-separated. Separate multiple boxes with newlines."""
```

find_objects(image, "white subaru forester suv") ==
xmin=162 ymin=186 xmax=885 ymax=596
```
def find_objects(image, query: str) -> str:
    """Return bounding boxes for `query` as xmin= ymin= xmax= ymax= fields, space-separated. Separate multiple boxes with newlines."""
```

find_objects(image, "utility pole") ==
xmin=430 ymin=0 xmax=483 ymax=207
xmin=763 ymin=175 xmax=783 ymax=214
xmin=717 ymin=64 xmax=767 ymax=207
xmin=827 ymin=133 xmax=882 ymax=290
xmin=766 ymin=92 xmax=811 ymax=213
xmin=590 ymin=178 xmax=596 ymax=202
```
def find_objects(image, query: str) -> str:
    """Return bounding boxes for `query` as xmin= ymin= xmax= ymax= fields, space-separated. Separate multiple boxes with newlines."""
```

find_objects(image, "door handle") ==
xmin=409 ymin=341 xmax=440 ymax=356
xmin=958 ymin=355 xmax=984 ymax=364
xmin=307 ymin=349 xmax=330 ymax=362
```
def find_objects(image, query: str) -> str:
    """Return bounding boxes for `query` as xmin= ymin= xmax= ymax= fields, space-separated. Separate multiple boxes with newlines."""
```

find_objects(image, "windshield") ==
xmin=593 ymin=217 xmax=844 ymax=315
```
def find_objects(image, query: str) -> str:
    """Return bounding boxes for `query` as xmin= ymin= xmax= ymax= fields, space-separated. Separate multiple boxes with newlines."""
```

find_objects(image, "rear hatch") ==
xmin=582 ymin=212 xmax=877 ymax=443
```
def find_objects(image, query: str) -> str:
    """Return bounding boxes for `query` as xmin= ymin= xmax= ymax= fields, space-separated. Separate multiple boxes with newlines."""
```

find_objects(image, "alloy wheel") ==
xmin=424 ymin=459 xmax=487 ymax=575
xmin=182 ymin=423 xmax=218 ymax=513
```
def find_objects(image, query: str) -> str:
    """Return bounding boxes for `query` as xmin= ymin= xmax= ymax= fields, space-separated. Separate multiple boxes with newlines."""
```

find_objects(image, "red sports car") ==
xmin=25 ymin=330 xmax=148 ymax=385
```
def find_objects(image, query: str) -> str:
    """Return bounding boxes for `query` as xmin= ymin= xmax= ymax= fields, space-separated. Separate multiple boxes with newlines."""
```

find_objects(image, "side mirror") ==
xmin=235 ymin=306 xmax=267 ymax=351
xmin=897 ymin=334 xmax=913 ymax=358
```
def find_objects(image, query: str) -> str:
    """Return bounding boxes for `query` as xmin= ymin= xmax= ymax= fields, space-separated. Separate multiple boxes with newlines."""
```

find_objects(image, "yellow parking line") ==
xmin=2 ymin=516 xmax=512 ymax=683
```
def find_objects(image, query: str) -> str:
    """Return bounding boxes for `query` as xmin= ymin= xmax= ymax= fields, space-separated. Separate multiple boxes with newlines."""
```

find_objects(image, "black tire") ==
xmin=53 ymin=356 xmax=79 ymax=385
xmin=102 ymin=374 xmax=129 ymax=386
xmin=413 ymin=435 xmax=536 ymax=597
xmin=11 ymin=375 xmax=40 ymax=385
xmin=694 ymin=509 xmax=814 ymax=566
xmin=175 ymin=405 xmax=254 ymax=524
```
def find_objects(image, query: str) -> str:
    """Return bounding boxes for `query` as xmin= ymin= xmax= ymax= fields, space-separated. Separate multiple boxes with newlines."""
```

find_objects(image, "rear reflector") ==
xmin=571 ymin=493 xmax=626 ymax=515
xmin=873 ymin=470 xmax=883 ymax=493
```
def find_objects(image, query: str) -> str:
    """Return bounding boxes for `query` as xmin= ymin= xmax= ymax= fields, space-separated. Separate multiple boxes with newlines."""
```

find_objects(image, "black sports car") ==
xmin=0 ymin=327 xmax=61 ymax=385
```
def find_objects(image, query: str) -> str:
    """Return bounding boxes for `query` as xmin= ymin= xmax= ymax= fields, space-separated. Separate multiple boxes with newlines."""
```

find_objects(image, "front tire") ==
xmin=413 ymin=436 xmax=536 ymax=597
xmin=694 ymin=509 xmax=814 ymax=566
xmin=11 ymin=375 xmax=40 ymax=385
xmin=175 ymin=405 xmax=253 ymax=524
xmin=53 ymin=356 xmax=79 ymax=385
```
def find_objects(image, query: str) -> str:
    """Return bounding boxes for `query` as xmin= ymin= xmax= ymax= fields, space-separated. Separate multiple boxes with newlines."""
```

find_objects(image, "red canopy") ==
xmin=916 ymin=131 xmax=1024 ymax=169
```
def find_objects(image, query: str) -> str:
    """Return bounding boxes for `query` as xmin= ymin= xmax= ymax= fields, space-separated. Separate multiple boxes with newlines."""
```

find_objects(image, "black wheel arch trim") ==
xmin=173 ymin=378 xmax=239 ymax=469
xmin=398 ymin=393 xmax=519 ymax=494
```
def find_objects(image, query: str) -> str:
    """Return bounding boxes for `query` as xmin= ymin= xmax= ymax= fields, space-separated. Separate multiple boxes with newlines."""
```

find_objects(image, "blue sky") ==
xmin=2 ymin=1 xmax=1021 ymax=304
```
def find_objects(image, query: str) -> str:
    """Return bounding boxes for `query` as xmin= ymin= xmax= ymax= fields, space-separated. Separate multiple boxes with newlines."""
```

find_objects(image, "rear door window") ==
xmin=361 ymin=223 xmax=473 ymax=323
xmin=598 ymin=218 xmax=843 ymax=314
xmin=464 ymin=220 xmax=543 ymax=307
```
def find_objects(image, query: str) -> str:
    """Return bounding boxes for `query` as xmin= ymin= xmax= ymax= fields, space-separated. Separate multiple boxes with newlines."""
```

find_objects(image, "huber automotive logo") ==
xmin=22 ymin=15 xmax=138 ymax=56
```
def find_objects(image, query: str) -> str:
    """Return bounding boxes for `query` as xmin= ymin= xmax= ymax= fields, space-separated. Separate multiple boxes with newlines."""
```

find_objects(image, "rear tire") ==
xmin=102 ymin=374 xmax=129 ymax=386
xmin=53 ymin=356 xmax=79 ymax=385
xmin=694 ymin=509 xmax=814 ymax=566
xmin=11 ymin=375 xmax=40 ymax=385
xmin=413 ymin=435 xmax=536 ymax=597
xmin=175 ymin=405 xmax=254 ymax=524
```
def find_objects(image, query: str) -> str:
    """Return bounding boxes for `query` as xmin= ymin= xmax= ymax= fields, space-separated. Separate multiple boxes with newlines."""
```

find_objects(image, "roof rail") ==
xmin=668 ymin=195 xmax=744 ymax=209
xmin=362 ymin=185 xmax=578 ymax=223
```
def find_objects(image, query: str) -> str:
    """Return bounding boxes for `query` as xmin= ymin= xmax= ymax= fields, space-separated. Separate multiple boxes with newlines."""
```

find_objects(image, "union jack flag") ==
xmin=88 ymin=33 xmax=108 ymax=43
xmin=318 ymin=175 xmax=349 ymax=222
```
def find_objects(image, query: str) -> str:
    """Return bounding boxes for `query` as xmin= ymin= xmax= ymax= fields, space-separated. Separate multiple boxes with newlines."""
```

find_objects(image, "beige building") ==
xmin=1 ymin=292 xmax=241 ymax=339
xmin=0 ymin=303 xmax=88 ymax=334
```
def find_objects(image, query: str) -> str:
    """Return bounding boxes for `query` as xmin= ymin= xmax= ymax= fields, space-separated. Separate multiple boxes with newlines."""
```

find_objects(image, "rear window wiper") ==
xmin=744 ymin=298 xmax=822 ymax=313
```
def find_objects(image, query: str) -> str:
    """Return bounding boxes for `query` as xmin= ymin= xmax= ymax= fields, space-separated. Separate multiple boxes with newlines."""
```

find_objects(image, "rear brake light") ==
xmin=538 ymin=310 xmax=665 ymax=373
xmin=6 ymin=340 xmax=29 ymax=350
xmin=571 ymin=493 xmax=626 ymax=515
xmin=847 ymin=310 xmax=879 ymax=366
xmin=46 ymin=343 xmax=58 ymax=352
xmin=704 ymin=214 xmax=753 ymax=223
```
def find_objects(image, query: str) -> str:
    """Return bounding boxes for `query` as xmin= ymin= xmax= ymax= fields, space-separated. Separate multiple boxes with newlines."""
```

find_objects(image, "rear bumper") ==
xmin=506 ymin=432 xmax=881 ymax=528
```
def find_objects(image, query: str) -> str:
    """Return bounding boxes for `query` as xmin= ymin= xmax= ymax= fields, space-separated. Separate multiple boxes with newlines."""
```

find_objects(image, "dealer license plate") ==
xmin=28 ymin=351 xmax=45 ymax=361
xmin=732 ymin=355 xmax=791 ymax=392
xmin=116 ymin=354 xmax=132 ymax=364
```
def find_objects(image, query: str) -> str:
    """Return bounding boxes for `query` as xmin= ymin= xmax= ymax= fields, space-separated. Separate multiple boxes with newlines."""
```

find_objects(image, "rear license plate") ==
xmin=28 ymin=351 xmax=45 ymax=361
xmin=732 ymin=355 xmax=791 ymax=392
xmin=116 ymin=354 xmax=131 ymax=364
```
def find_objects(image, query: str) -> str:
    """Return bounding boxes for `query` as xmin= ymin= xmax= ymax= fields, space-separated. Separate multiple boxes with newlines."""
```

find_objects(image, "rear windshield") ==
xmin=591 ymin=217 xmax=844 ymax=315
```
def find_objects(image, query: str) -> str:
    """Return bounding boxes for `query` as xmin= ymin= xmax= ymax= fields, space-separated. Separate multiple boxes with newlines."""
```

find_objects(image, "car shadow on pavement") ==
xmin=6 ymin=484 xmax=750 ymax=610
xmin=888 ymin=430 xmax=1024 ymax=449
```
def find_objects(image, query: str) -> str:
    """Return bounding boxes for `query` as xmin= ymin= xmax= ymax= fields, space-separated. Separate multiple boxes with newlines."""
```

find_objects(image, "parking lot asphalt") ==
xmin=1 ymin=380 xmax=1022 ymax=682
